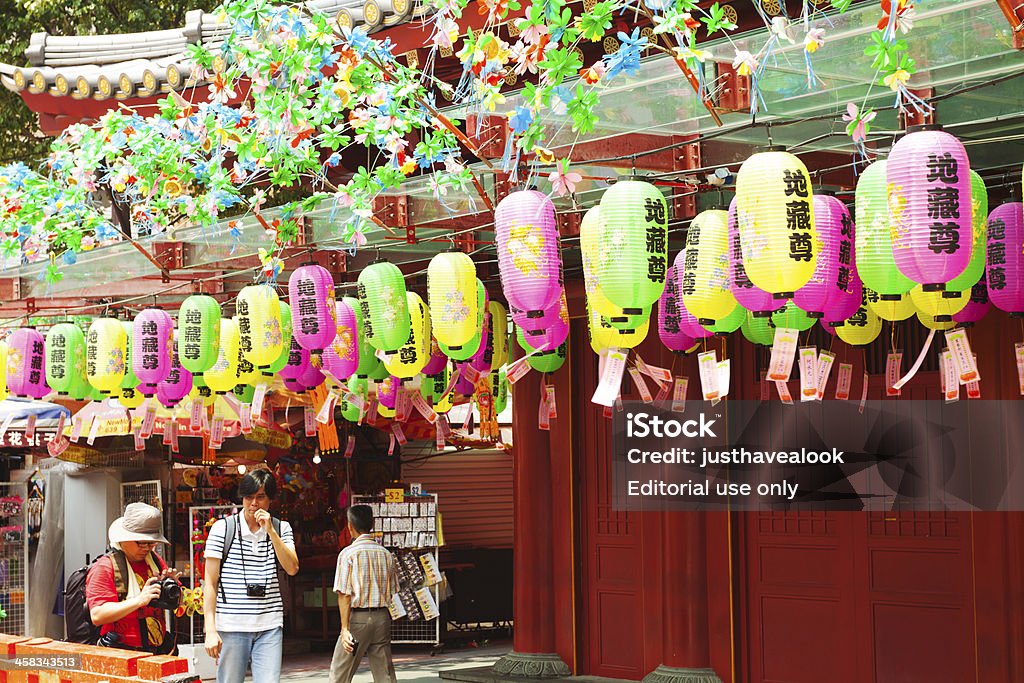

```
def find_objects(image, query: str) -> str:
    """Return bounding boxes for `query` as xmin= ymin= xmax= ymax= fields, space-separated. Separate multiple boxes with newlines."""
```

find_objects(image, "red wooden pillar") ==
xmin=643 ymin=511 xmax=723 ymax=683
xmin=491 ymin=368 xmax=571 ymax=678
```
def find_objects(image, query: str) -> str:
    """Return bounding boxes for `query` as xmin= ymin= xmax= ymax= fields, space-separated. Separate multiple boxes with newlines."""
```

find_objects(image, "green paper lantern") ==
xmin=46 ymin=323 xmax=89 ymax=397
xmin=944 ymin=169 xmax=988 ymax=292
xmin=741 ymin=314 xmax=775 ymax=346
xmin=233 ymin=382 xmax=256 ymax=404
xmin=357 ymin=260 xmax=411 ymax=353
xmin=708 ymin=303 xmax=747 ymax=335
xmin=771 ymin=301 xmax=816 ymax=331
xmin=597 ymin=180 xmax=669 ymax=313
xmin=518 ymin=327 xmax=567 ymax=373
xmin=490 ymin=368 xmax=508 ymax=414
xmin=855 ymin=160 xmax=914 ymax=296
xmin=265 ymin=302 xmax=293 ymax=376
xmin=178 ymin=295 xmax=222 ymax=375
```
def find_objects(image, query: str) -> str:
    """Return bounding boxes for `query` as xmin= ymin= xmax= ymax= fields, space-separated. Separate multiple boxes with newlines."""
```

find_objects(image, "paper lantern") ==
xmin=835 ymin=292 xmax=882 ymax=346
xmin=658 ymin=264 xmax=696 ymax=352
xmin=340 ymin=296 xmax=377 ymax=379
xmin=289 ymin=264 xmax=337 ymax=354
xmin=469 ymin=312 xmax=495 ymax=376
xmin=340 ymin=377 xmax=367 ymax=422
xmin=384 ymin=292 xmax=431 ymax=379
xmin=278 ymin=336 xmax=310 ymax=381
xmin=367 ymin=358 xmax=390 ymax=381
xmin=855 ymin=160 xmax=914 ymax=296
xmin=707 ymin=303 xmax=746 ymax=335
xmin=298 ymin=359 xmax=325 ymax=391
xmin=512 ymin=290 xmax=569 ymax=332
xmin=519 ymin=293 xmax=569 ymax=349
xmin=728 ymin=198 xmax=779 ymax=315
xmin=6 ymin=329 xmax=47 ymax=399
xmin=178 ymin=295 xmax=221 ymax=375
xmin=441 ymin=279 xmax=486 ymax=361
xmin=237 ymin=284 xmax=284 ymax=369
xmin=597 ymin=181 xmax=669 ymax=312
xmin=189 ymin=376 xmax=217 ymax=407
xmin=232 ymin=317 xmax=259 ymax=389
xmin=490 ymin=369 xmax=508 ymax=415
xmin=793 ymin=195 xmax=854 ymax=318
xmin=377 ymin=376 xmax=400 ymax=409
xmin=86 ymin=319 xmax=126 ymax=395
xmin=916 ymin=310 xmax=955 ymax=331
xmin=865 ymin=288 xmax=914 ymax=321
xmin=119 ymin=321 xmax=140 ymax=395
xmin=679 ymin=209 xmax=735 ymax=324
xmin=954 ymin=276 xmax=989 ymax=325
xmin=117 ymin=385 xmax=147 ymax=409
xmin=157 ymin=337 xmax=193 ymax=408
xmin=204 ymin=318 xmax=240 ymax=394
xmin=132 ymin=308 xmax=173 ymax=394
xmin=0 ymin=342 xmax=7 ymax=402
xmin=909 ymin=284 xmax=967 ymax=321
xmin=678 ymin=296 xmax=713 ymax=340
xmin=742 ymin=315 xmax=775 ymax=346
xmin=358 ymin=260 xmax=411 ymax=353
xmin=46 ymin=323 xmax=88 ymax=396
xmin=770 ymin=301 xmax=816 ymax=332
xmin=495 ymin=190 xmax=562 ymax=317
xmin=985 ymin=202 xmax=1024 ymax=316
xmin=825 ymin=259 xmax=864 ymax=323
xmin=735 ymin=147 xmax=817 ymax=297
xmin=887 ymin=126 xmax=972 ymax=288
xmin=321 ymin=300 xmax=360 ymax=385
xmin=428 ymin=251 xmax=478 ymax=348
xmin=587 ymin=303 xmax=620 ymax=354
xmin=524 ymin=339 xmax=567 ymax=374
xmin=488 ymin=302 xmax=509 ymax=369
xmin=945 ymin=170 xmax=988 ymax=292
xmin=422 ymin=339 xmax=448 ymax=376
xmin=581 ymin=206 xmax=630 ymax=322
xmin=421 ymin=367 xmax=452 ymax=413
xmin=232 ymin=383 xmax=256 ymax=405
xmin=264 ymin=302 xmax=293 ymax=376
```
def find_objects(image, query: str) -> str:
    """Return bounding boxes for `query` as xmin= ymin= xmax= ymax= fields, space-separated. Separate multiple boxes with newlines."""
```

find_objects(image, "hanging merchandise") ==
xmin=157 ymin=337 xmax=193 ymax=408
xmin=742 ymin=314 xmax=775 ymax=346
xmin=734 ymin=147 xmax=817 ymax=297
xmin=794 ymin=194 xmax=855 ymax=318
xmin=944 ymin=170 xmax=989 ymax=293
xmin=707 ymin=302 xmax=747 ymax=335
xmin=986 ymin=202 xmax=1024 ymax=316
xmin=834 ymin=292 xmax=882 ymax=346
xmin=909 ymin=284 xmax=968 ymax=321
xmin=658 ymin=264 xmax=697 ymax=352
xmin=428 ymin=251 xmax=478 ymax=348
xmin=289 ymin=264 xmax=337 ymax=354
xmin=132 ymin=308 xmax=174 ymax=395
xmin=321 ymin=299 xmax=360 ymax=385
xmin=86 ymin=319 xmax=126 ymax=395
xmin=728 ymin=198 xmax=779 ymax=316
xmin=237 ymin=284 xmax=284 ymax=370
xmin=204 ymin=318 xmax=241 ymax=394
xmin=358 ymin=259 xmax=412 ymax=353
xmin=954 ymin=276 xmax=990 ymax=325
xmin=495 ymin=190 xmax=562 ymax=318
xmin=887 ymin=125 xmax=972 ymax=289
xmin=855 ymin=160 xmax=914 ymax=297
xmin=384 ymin=293 xmax=431 ymax=379
xmin=679 ymin=208 xmax=735 ymax=324
xmin=597 ymin=180 xmax=669 ymax=313
xmin=178 ymin=295 xmax=222 ymax=376
xmin=771 ymin=301 xmax=817 ymax=332
xmin=865 ymin=288 xmax=915 ymax=321
xmin=46 ymin=323 xmax=89 ymax=397
xmin=488 ymin=302 xmax=510 ymax=369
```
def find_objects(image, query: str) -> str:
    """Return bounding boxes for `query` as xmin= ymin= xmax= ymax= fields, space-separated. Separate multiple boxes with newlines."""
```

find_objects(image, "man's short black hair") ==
xmin=238 ymin=468 xmax=277 ymax=499
xmin=347 ymin=505 xmax=374 ymax=534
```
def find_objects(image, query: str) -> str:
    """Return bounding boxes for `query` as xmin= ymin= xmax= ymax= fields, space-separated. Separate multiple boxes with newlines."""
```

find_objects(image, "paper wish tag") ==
xmin=240 ymin=408 xmax=253 ymax=433
xmin=133 ymin=428 xmax=145 ymax=451
xmin=671 ymin=377 xmax=688 ymax=413
xmin=966 ymin=354 xmax=981 ymax=399
xmin=140 ymin=406 xmax=157 ymax=439
xmin=345 ymin=435 xmax=357 ymax=458
xmin=835 ymin=363 xmax=853 ymax=400
xmin=25 ymin=414 xmax=36 ymax=442
xmin=391 ymin=422 xmax=408 ymax=445
xmin=169 ymin=422 xmax=180 ymax=454
xmin=190 ymin=400 xmax=204 ymax=429
xmin=210 ymin=417 xmax=225 ymax=448
xmin=628 ymin=367 xmax=653 ymax=403
xmin=396 ymin=389 xmax=412 ymax=423
xmin=859 ymin=373 xmax=869 ymax=414
xmin=546 ymin=385 xmax=557 ymax=419
xmin=304 ymin=407 xmax=316 ymax=436
xmin=698 ymin=351 xmax=720 ymax=401
xmin=592 ymin=349 xmax=628 ymax=407
xmin=48 ymin=434 xmax=70 ymax=458
xmin=250 ymin=383 xmax=268 ymax=421
xmin=759 ymin=371 xmax=770 ymax=402
xmin=412 ymin=392 xmax=438 ymax=423
xmin=505 ymin=358 xmax=531 ymax=385
xmin=1017 ymin=343 xmax=1024 ymax=396
xmin=885 ymin=352 xmax=902 ymax=397
xmin=768 ymin=328 xmax=799 ymax=381
xmin=815 ymin=352 xmax=836 ymax=400
xmin=945 ymin=328 xmax=980 ymax=385
xmin=316 ymin=390 xmax=339 ymax=424
xmin=776 ymin=381 xmax=793 ymax=405
xmin=716 ymin=360 xmax=731 ymax=399
xmin=798 ymin=347 xmax=818 ymax=402
xmin=436 ymin=421 xmax=446 ymax=449
xmin=86 ymin=417 xmax=101 ymax=445
xmin=941 ymin=349 xmax=959 ymax=402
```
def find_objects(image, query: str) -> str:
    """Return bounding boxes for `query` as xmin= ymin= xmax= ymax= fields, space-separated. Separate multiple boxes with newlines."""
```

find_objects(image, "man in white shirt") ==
xmin=203 ymin=469 xmax=300 ymax=683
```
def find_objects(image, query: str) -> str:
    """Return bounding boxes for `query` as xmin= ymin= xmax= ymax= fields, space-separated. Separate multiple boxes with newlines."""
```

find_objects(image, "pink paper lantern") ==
xmin=728 ymin=198 xmax=779 ymax=316
xmin=6 ymin=328 xmax=47 ymax=398
xmin=421 ymin=339 xmax=448 ymax=376
xmin=453 ymin=363 xmax=477 ymax=396
xmin=288 ymin=263 xmax=337 ymax=354
xmin=132 ymin=308 xmax=174 ymax=395
xmin=953 ymin=275 xmax=990 ymax=325
xmin=469 ymin=313 xmax=494 ymax=375
xmin=156 ymin=337 xmax=193 ymax=408
xmin=299 ymin=360 xmax=325 ymax=391
xmin=887 ymin=126 xmax=972 ymax=288
xmin=321 ymin=300 xmax=359 ymax=384
xmin=377 ymin=376 xmax=400 ymax=409
xmin=825 ymin=266 xmax=864 ymax=323
xmin=658 ymin=264 xmax=697 ymax=352
xmin=678 ymin=295 xmax=713 ymax=340
xmin=278 ymin=337 xmax=310 ymax=381
xmin=284 ymin=377 xmax=307 ymax=393
xmin=794 ymin=195 xmax=855 ymax=318
xmin=986 ymin=202 xmax=1024 ymax=316
xmin=495 ymin=190 xmax=562 ymax=318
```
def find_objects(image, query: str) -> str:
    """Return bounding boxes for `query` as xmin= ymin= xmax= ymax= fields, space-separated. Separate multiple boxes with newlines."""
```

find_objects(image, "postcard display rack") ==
xmin=185 ymin=504 xmax=239 ymax=644
xmin=0 ymin=484 xmax=28 ymax=636
xmin=352 ymin=494 xmax=441 ymax=646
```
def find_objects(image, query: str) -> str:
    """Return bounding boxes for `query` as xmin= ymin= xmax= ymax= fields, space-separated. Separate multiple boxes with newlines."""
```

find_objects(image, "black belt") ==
xmin=352 ymin=606 xmax=388 ymax=611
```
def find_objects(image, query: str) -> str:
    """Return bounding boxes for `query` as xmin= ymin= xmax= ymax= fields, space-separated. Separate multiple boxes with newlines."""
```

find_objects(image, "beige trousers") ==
xmin=329 ymin=609 xmax=397 ymax=683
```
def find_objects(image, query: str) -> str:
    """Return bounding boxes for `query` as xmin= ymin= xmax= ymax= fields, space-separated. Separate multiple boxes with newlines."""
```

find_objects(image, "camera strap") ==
xmin=235 ymin=515 xmax=272 ymax=596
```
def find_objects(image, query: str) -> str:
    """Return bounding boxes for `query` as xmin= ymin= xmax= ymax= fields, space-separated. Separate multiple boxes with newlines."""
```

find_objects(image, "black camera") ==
xmin=150 ymin=577 xmax=182 ymax=611
xmin=98 ymin=631 xmax=123 ymax=648
xmin=246 ymin=584 xmax=267 ymax=598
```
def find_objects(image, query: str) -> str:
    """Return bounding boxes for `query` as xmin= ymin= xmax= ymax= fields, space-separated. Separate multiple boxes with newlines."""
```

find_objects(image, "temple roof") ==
xmin=0 ymin=0 xmax=429 ymax=103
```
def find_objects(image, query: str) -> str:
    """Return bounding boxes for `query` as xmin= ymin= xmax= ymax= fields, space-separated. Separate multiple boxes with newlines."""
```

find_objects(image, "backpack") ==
xmin=217 ymin=515 xmax=282 ymax=604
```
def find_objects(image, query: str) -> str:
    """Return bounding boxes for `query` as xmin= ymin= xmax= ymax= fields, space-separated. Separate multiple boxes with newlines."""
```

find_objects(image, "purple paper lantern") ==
xmin=887 ymin=126 xmax=972 ymax=289
xmin=453 ymin=363 xmax=477 ymax=396
xmin=794 ymin=195 xmax=855 ymax=318
xmin=6 ymin=328 xmax=48 ymax=398
xmin=321 ymin=300 xmax=359 ymax=384
xmin=377 ymin=376 xmax=400 ymax=409
xmin=288 ymin=263 xmax=337 ymax=354
xmin=518 ymin=294 xmax=569 ymax=350
xmin=278 ymin=337 xmax=310 ymax=381
xmin=986 ymin=202 xmax=1024 ymax=316
xmin=469 ymin=313 xmax=494 ymax=375
xmin=658 ymin=264 xmax=697 ymax=352
xmin=284 ymin=377 xmax=307 ymax=393
xmin=728 ymin=198 xmax=779 ymax=316
xmin=495 ymin=190 xmax=562 ymax=318
xmin=422 ymin=339 xmax=448 ymax=376
xmin=825 ymin=266 xmax=864 ymax=323
xmin=132 ymin=308 xmax=174 ymax=395
xmin=299 ymin=360 xmax=325 ymax=391
xmin=678 ymin=296 xmax=713 ymax=340
xmin=953 ymin=275 xmax=990 ymax=325
xmin=156 ymin=337 xmax=193 ymax=408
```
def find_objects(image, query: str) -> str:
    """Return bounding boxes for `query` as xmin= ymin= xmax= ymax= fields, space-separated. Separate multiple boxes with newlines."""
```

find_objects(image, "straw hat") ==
xmin=108 ymin=502 xmax=169 ymax=545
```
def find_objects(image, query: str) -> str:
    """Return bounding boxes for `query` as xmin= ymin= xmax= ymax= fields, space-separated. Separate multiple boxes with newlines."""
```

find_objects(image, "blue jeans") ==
xmin=217 ymin=627 xmax=283 ymax=683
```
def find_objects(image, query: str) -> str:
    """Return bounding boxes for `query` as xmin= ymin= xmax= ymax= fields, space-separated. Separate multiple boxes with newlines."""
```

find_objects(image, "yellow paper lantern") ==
xmin=189 ymin=376 xmax=217 ymax=407
xmin=916 ymin=310 xmax=956 ymax=331
xmin=86 ymin=318 xmax=128 ymax=395
xmin=383 ymin=292 xmax=431 ymax=379
xmin=117 ymin=385 xmax=147 ymax=409
xmin=232 ymin=317 xmax=260 ymax=388
xmin=865 ymin=288 xmax=915 ymax=321
xmin=679 ymin=209 xmax=736 ymax=324
xmin=204 ymin=318 xmax=241 ymax=394
xmin=835 ymin=292 xmax=882 ymax=346
xmin=735 ymin=147 xmax=818 ymax=297
xmin=0 ymin=342 xmax=8 ymax=402
xmin=237 ymin=284 xmax=284 ymax=370
xmin=582 ymin=206 xmax=628 ymax=321
xmin=909 ymin=285 xmax=968 ymax=322
xmin=488 ymin=301 xmax=509 ymax=369
xmin=428 ymin=251 xmax=478 ymax=348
